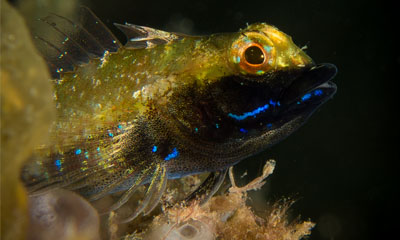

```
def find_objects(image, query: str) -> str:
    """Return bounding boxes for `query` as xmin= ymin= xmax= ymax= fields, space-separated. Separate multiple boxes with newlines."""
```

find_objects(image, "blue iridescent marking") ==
xmin=152 ymin=145 xmax=158 ymax=153
xmin=269 ymin=99 xmax=277 ymax=107
xmin=75 ymin=149 xmax=82 ymax=155
xmin=194 ymin=127 xmax=199 ymax=133
xmin=240 ymin=128 xmax=248 ymax=133
xmin=96 ymin=147 xmax=100 ymax=152
xmin=301 ymin=93 xmax=312 ymax=101
xmin=264 ymin=45 xmax=272 ymax=53
xmin=266 ymin=123 xmax=273 ymax=129
xmin=84 ymin=151 xmax=89 ymax=159
xmin=256 ymin=70 xmax=264 ymax=75
xmin=314 ymin=89 xmax=323 ymax=96
xmin=108 ymin=132 xmax=114 ymax=137
xmin=216 ymin=123 xmax=219 ymax=129
xmin=164 ymin=148 xmax=179 ymax=161
xmin=55 ymin=159 xmax=62 ymax=170
xmin=228 ymin=103 xmax=269 ymax=121
xmin=118 ymin=124 xmax=123 ymax=129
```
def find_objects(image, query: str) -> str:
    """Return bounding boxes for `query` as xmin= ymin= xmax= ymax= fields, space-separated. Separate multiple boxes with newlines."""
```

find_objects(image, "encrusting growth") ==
xmin=112 ymin=160 xmax=315 ymax=240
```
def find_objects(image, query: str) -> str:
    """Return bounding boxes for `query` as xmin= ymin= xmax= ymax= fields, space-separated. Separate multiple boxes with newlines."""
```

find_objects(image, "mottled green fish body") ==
xmin=23 ymin=7 xmax=337 ymax=222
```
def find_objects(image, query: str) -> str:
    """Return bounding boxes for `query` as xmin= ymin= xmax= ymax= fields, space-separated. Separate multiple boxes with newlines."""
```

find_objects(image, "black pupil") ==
xmin=244 ymin=46 xmax=265 ymax=64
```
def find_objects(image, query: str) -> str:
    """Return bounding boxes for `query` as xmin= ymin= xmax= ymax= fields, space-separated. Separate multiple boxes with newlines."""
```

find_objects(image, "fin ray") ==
xmin=34 ymin=6 xmax=121 ymax=79
xmin=78 ymin=7 xmax=121 ymax=52
xmin=38 ymin=15 xmax=91 ymax=65
xmin=85 ymin=168 xmax=137 ymax=201
xmin=142 ymin=166 xmax=167 ymax=215
xmin=117 ymin=164 xmax=167 ymax=223
xmin=108 ymin=166 xmax=155 ymax=212
xmin=114 ymin=23 xmax=182 ymax=49
xmin=185 ymin=169 xmax=228 ymax=204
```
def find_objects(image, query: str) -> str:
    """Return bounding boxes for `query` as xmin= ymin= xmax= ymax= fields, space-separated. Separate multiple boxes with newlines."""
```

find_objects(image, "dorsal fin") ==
xmin=114 ymin=23 xmax=183 ymax=49
xmin=34 ymin=6 xmax=121 ymax=79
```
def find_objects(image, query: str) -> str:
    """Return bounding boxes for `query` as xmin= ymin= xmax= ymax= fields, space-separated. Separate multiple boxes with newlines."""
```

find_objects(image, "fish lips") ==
xmin=279 ymin=63 xmax=337 ymax=112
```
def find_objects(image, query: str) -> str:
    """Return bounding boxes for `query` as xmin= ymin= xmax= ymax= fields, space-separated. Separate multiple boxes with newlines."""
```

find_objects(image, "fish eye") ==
xmin=244 ymin=46 xmax=265 ymax=65
xmin=230 ymin=34 xmax=274 ymax=75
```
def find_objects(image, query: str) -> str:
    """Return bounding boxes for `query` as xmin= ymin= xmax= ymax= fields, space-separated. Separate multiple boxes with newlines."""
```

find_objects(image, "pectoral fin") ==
xmin=95 ymin=164 xmax=167 ymax=223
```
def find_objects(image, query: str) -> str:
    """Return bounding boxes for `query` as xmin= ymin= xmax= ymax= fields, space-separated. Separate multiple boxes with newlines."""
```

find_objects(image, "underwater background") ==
xmin=4 ymin=0 xmax=397 ymax=239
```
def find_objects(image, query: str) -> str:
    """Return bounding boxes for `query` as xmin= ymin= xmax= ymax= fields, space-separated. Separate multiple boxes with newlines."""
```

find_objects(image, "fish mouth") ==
xmin=277 ymin=63 xmax=337 ymax=118
xmin=280 ymin=63 xmax=337 ymax=107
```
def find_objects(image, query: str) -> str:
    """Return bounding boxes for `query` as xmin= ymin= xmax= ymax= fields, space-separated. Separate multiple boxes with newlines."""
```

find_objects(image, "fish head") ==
xmin=167 ymin=23 xmax=337 ymax=168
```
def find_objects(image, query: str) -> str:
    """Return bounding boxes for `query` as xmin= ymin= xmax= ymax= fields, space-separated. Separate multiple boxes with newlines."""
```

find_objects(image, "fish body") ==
xmin=22 ymin=7 xmax=337 ymax=222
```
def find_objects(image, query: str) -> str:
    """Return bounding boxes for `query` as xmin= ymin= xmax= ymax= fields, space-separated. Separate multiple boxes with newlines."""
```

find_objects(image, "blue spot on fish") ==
xmin=55 ymin=159 xmax=62 ymax=170
xmin=264 ymin=45 xmax=272 ymax=53
xmin=108 ymin=132 xmax=114 ymax=137
xmin=239 ymin=128 xmax=248 ymax=133
xmin=165 ymin=148 xmax=179 ymax=161
xmin=314 ymin=89 xmax=323 ymax=96
xmin=152 ymin=145 xmax=158 ymax=153
xmin=75 ymin=149 xmax=82 ymax=155
xmin=96 ymin=147 xmax=100 ymax=152
xmin=301 ymin=93 xmax=312 ymax=101
xmin=244 ymin=38 xmax=252 ymax=43
xmin=215 ymin=123 xmax=219 ymax=129
xmin=228 ymin=103 xmax=269 ymax=121
xmin=194 ymin=127 xmax=199 ymax=133
xmin=269 ymin=99 xmax=277 ymax=107
xmin=266 ymin=123 xmax=273 ymax=129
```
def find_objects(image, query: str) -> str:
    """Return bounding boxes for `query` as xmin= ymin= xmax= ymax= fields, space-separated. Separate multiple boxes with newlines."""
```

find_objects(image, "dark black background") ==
xmin=18 ymin=0 xmax=399 ymax=239
xmin=82 ymin=0 xmax=398 ymax=239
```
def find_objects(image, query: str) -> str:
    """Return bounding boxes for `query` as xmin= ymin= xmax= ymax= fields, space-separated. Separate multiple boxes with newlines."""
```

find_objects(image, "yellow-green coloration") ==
xmin=1 ymin=1 xmax=55 ymax=239
xmin=22 ymin=7 xmax=337 ymax=223
xmin=52 ymin=23 xmax=310 ymax=149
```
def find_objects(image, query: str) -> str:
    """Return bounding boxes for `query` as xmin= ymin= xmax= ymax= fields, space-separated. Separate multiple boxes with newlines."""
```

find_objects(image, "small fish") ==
xmin=22 ymin=7 xmax=337 ymax=222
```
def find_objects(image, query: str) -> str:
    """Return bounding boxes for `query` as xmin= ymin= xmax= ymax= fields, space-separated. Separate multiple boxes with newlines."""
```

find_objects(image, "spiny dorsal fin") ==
xmin=34 ymin=6 xmax=121 ymax=79
xmin=114 ymin=23 xmax=183 ymax=49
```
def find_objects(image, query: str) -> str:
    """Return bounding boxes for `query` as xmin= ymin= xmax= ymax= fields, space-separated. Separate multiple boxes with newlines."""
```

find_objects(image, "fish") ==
xmin=22 ymin=7 xmax=337 ymax=223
